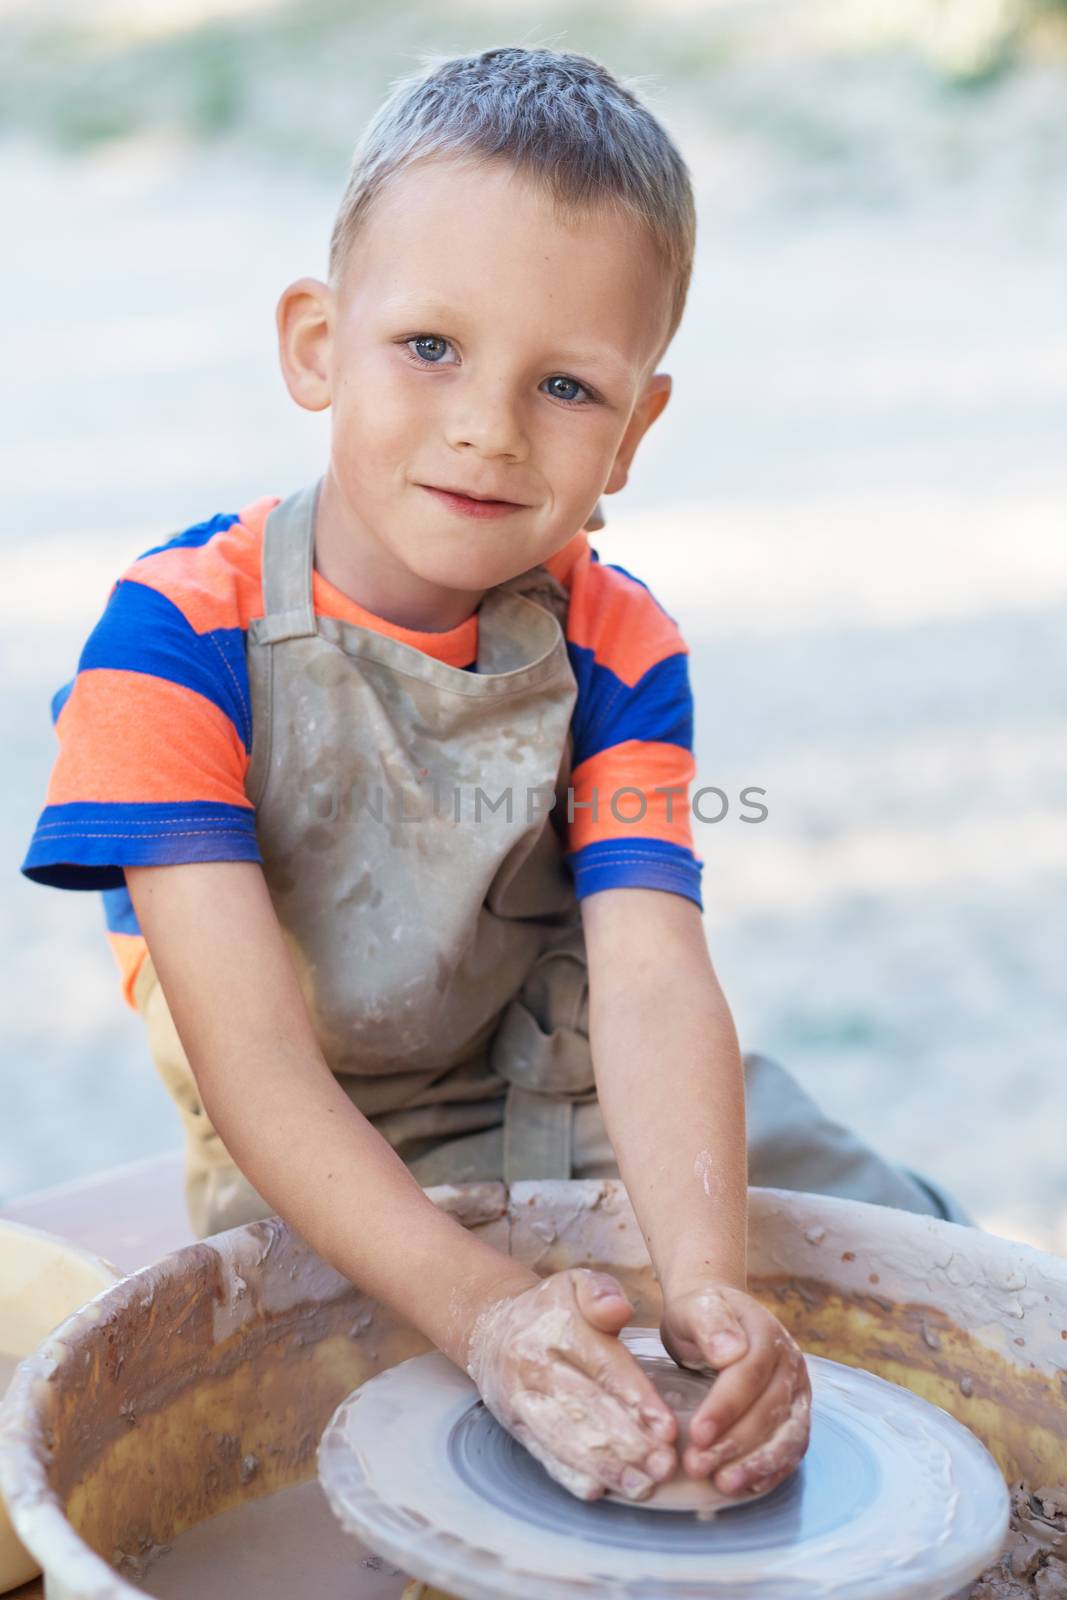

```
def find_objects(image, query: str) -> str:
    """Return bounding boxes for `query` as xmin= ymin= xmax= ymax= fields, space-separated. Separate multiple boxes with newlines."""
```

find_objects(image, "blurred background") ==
xmin=2 ymin=0 xmax=1065 ymax=1246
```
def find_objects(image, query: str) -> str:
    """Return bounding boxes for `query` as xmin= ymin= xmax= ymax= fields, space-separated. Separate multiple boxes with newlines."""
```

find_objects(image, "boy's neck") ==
xmin=314 ymin=473 xmax=485 ymax=634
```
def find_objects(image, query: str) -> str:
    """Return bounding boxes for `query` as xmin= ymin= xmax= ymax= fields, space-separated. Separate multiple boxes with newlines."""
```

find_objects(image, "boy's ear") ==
xmin=602 ymin=372 xmax=672 ymax=497
xmin=276 ymin=277 xmax=334 ymax=413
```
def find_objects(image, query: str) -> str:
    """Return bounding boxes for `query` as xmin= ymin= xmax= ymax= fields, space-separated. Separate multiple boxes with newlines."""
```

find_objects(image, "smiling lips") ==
xmin=421 ymin=484 xmax=527 ymax=520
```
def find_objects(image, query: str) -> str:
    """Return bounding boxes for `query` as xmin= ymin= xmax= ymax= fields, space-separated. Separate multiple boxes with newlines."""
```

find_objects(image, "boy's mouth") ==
xmin=420 ymin=484 xmax=527 ymax=519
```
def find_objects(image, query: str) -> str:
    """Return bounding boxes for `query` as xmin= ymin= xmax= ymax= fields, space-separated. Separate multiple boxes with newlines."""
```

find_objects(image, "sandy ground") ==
xmin=1 ymin=33 xmax=1065 ymax=1249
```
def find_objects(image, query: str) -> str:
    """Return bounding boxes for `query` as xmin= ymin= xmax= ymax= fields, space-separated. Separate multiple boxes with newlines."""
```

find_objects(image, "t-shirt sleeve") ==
xmin=561 ymin=554 xmax=704 ymax=909
xmin=21 ymin=570 xmax=260 ymax=890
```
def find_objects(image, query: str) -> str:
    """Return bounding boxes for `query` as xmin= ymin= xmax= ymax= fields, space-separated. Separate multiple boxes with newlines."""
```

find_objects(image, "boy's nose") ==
xmin=444 ymin=388 xmax=530 ymax=462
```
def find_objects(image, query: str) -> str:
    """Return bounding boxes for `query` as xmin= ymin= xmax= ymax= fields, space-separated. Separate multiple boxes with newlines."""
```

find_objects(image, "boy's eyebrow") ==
xmin=378 ymin=294 xmax=637 ymax=383
xmin=552 ymin=345 xmax=637 ymax=384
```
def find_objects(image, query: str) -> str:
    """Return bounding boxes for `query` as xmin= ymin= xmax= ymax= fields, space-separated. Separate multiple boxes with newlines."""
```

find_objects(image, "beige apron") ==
xmin=136 ymin=476 xmax=606 ymax=1230
xmin=133 ymin=479 xmax=974 ymax=1236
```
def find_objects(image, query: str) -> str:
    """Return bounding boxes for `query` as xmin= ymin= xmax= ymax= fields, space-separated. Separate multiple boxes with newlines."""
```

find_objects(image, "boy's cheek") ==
xmin=330 ymin=400 xmax=417 ymax=491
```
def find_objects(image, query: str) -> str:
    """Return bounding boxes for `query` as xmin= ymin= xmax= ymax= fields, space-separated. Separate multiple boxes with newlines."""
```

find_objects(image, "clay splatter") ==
xmin=969 ymin=1480 xmax=1067 ymax=1598
xmin=693 ymin=1150 xmax=723 ymax=1200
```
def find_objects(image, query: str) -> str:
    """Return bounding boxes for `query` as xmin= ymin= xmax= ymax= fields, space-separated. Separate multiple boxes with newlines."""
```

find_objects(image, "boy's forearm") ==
xmin=202 ymin=1049 xmax=537 ymax=1365
xmin=126 ymin=863 xmax=535 ymax=1369
xmin=587 ymin=952 xmax=749 ymax=1297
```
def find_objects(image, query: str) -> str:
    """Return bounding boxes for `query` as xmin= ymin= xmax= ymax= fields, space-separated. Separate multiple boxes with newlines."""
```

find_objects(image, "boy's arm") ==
xmin=580 ymin=885 xmax=812 ymax=1497
xmin=124 ymin=860 xmax=679 ymax=1500
xmin=582 ymin=886 xmax=749 ymax=1290
xmin=125 ymin=861 xmax=532 ymax=1360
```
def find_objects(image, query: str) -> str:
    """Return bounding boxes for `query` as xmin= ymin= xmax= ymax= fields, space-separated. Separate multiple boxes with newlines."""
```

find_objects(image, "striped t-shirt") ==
xmin=22 ymin=495 xmax=704 ymax=1008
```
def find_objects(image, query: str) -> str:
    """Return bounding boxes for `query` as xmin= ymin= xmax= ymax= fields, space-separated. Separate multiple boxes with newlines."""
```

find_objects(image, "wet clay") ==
xmin=138 ymin=1478 xmax=409 ymax=1600
xmin=970 ymin=1481 xmax=1067 ymax=1599
xmin=604 ymin=1361 xmax=760 ymax=1515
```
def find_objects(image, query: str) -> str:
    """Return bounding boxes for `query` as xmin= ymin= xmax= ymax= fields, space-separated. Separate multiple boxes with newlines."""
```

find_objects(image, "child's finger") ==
xmin=565 ymin=1329 xmax=678 ymax=1445
xmin=570 ymin=1269 xmax=635 ymax=1336
xmin=681 ymin=1287 xmax=749 ymax=1371
xmin=686 ymin=1317 xmax=781 ymax=1451
xmin=525 ymin=1358 xmax=671 ymax=1473
xmin=566 ymin=1274 xmax=677 ymax=1444
xmin=704 ymin=1378 xmax=812 ymax=1497
xmin=684 ymin=1360 xmax=798 ymax=1479
xmin=508 ymin=1410 xmax=602 ymax=1501
xmin=513 ymin=1387 xmax=662 ymax=1501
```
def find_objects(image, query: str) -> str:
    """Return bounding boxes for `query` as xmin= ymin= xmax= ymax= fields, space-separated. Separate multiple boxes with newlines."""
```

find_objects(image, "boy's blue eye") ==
xmin=411 ymin=335 xmax=450 ymax=362
xmin=544 ymin=375 xmax=585 ymax=404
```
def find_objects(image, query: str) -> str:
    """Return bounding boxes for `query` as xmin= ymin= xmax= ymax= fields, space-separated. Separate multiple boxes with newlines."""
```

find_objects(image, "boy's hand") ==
xmin=466 ymin=1268 xmax=679 ymax=1502
xmin=661 ymin=1284 xmax=811 ymax=1498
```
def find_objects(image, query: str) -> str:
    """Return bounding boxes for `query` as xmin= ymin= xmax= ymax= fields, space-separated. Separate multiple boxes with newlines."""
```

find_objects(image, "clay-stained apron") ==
xmin=244 ymin=478 xmax=598 ymax=1184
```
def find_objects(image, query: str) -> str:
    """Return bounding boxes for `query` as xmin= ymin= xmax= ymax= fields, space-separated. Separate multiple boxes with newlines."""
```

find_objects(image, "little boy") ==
xmin=22 ymin=47 xmax=971 ymax=1507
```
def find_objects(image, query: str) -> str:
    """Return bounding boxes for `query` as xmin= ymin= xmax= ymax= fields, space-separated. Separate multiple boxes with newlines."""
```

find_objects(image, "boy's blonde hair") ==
xmin=328 ymin=45 xmax=696 ymax=364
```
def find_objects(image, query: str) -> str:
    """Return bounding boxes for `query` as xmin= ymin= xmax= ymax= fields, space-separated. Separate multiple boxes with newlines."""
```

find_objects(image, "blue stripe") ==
xmin=50 ymin=677 xmax=75 ymax=724
xmin=567 ymin=642 xmax=693 ymax=767
xmin=565 ymin=837 xmax=703 ymax=909
xmin=21 ymin=800 xmax=260 ymax=890
xmin=133 ymin=512 xmax=241 ymax=562
xmin=75 ymin=579 xmax=251 ymax=751
xmin=101 ymin=884 xmax=141 ymax=935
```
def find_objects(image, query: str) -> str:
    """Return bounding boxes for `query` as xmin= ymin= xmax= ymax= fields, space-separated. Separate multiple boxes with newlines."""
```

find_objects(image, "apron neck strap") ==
xmin=258 ymin=477 xmax=321 ymax=641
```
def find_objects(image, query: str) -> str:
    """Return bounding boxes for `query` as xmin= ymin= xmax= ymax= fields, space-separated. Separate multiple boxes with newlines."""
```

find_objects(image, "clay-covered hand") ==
xmin=466 ymin=1268 xmax=679 ymax=1502
xmin=661 ymin=1283 xmax=812 ymax=1498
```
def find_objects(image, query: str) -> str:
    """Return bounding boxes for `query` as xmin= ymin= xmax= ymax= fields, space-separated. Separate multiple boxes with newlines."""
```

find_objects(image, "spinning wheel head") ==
xmin=320 ymin=1328 xmax=1009 ymax=1600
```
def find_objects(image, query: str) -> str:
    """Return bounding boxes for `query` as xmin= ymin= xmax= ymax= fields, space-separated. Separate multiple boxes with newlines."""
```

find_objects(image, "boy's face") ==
xmin=279 ymin=156 xmax=674 ymax=601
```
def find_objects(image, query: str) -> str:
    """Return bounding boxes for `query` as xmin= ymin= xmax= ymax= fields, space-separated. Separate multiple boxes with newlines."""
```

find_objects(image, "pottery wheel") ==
xmin=318 ymin=1327 xmax=1009 ymax=1600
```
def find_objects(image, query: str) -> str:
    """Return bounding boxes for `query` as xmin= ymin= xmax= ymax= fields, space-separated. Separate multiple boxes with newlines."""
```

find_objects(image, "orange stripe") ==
xmin=236 ymin=495 xmax=280 ymax=539
xmin=125 ymin=516 xmax=265 ymax=635
xmin=567 ymin=740 xmax=697 ymax=852
xmin=566 ymin=555 xmax=687 ymax=686
xmin=311 ymin=568 xmax=478 ymax=667
xmin=106 ymin=931 xmax=149 ymax=1012
xmin=47 ymin=671 xmax=250 ymax=806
